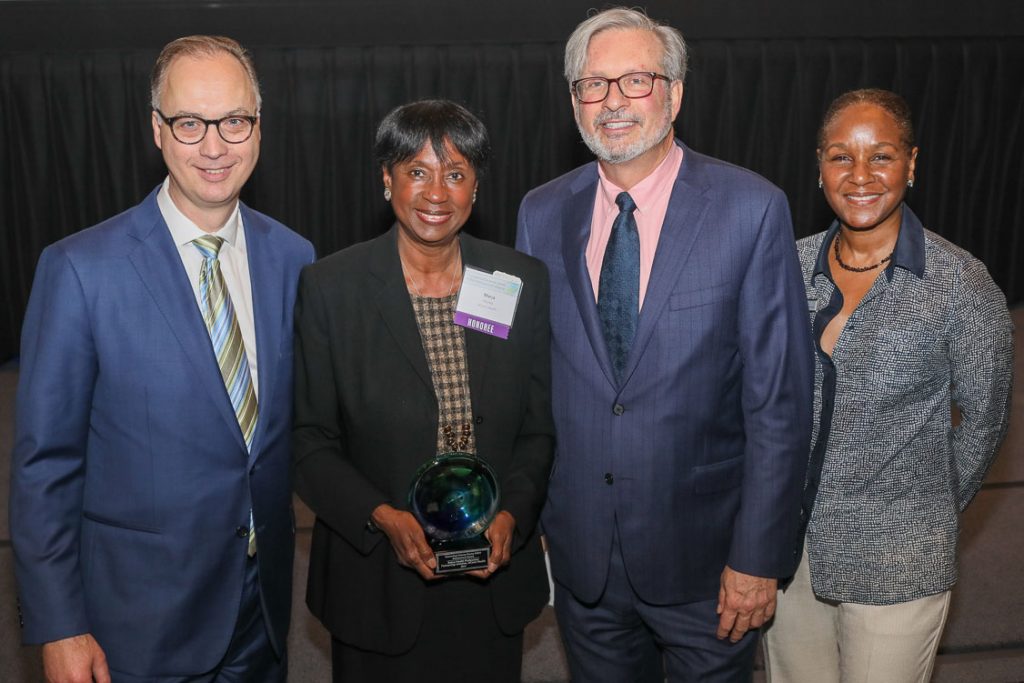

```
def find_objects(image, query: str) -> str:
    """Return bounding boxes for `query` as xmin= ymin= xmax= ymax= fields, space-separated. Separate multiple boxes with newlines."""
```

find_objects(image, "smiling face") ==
xmin=151 ymin=52 xmax=260 ymax=232
xmin=573 ymin=28 xmax=682 ymax=168
xmin=383 ymin=139 xmax=478 ymax=250
xmin=818 ymin=102 xmax=918 ymax=234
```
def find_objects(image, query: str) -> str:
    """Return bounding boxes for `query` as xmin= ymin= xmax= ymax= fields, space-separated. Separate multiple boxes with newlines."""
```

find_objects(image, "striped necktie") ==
xmin=194 ymin=235 xmax=259 ymax=447
xmin=194 ymin=235 xmax=258 ymax=556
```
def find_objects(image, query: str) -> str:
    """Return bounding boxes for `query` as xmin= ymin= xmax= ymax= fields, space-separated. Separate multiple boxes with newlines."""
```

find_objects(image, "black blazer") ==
xmin=292 ymin=227 xmax=555 ymax=654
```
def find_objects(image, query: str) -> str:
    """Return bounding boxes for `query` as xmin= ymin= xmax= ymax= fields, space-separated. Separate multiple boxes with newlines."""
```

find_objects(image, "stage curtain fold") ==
xmin=2 ymin=37 xmax=1021 ymax=361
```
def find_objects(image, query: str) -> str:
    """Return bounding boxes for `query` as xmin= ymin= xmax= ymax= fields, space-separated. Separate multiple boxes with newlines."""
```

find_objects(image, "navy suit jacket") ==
xmin=516 ymin=142 xmax=813 ymax=604
xmin=10 ymin=187 xmax=314 ymax=675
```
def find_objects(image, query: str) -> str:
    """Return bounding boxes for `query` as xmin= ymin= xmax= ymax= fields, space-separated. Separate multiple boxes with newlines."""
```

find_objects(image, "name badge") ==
xmin=453 ymin=266 xmax=523 ymax=339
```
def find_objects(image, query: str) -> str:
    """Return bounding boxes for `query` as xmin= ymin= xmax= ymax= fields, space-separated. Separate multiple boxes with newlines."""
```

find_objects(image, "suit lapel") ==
xmin=561 ymin=170 xmax=619 ymax=386
xmin=242 ymin=206 xmax=281 ymax=462
xmin=459 ymin=235 xmax=493 ymax=415
xmin=369 ymin=230 xmax=497 ymax=430
xmin=624 ymin=146 xmax=712 ymax=381
xmin=371 ymin=228 xmax=433 ymax=391
xmin=126 ymin=193 xmax=247 ymax=450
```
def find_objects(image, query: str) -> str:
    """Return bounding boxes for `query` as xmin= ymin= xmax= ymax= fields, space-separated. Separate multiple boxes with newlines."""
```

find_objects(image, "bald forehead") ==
xmin=160 ymin=52 xmax=257 ymax=114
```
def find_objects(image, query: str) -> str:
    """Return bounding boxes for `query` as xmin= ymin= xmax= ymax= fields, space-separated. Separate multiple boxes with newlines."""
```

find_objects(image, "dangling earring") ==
xmin=818 ymin=176 xmax=823 ymax=189
xmin=384 ymin=188 xmax=392 ymax=201
xmin=472 ymin=190 xmax=477 ymax=204
xmin=907 ymin=178 xmax=914 ymax=188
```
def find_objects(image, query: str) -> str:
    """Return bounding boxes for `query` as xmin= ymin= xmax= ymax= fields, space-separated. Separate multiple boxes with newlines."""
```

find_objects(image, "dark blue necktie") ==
xmin=597 ymin=192 xmax=640 ymax=383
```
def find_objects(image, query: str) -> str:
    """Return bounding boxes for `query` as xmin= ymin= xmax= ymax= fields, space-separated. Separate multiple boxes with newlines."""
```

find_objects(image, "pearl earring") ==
xmin=384 ymin=188 xmax=392 ymax=201
xmin=907 ymin=178 xmax=914 ymax=188
xmin=818 ymin=177 xmax=823 ymax=189
xmin=472 ymin=190 xmax=477 ymax=204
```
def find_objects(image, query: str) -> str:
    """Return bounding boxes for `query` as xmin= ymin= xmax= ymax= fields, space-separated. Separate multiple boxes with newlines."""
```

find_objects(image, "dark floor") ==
xmin=2 ymin=308 xmax=1022 ymax=682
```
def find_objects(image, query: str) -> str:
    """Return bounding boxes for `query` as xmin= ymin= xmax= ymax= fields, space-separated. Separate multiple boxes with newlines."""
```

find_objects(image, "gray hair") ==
xmin=563 ymin=7 xmax=688 ymax=85
xmin=150 ymin=35 xmax=261 ymax=112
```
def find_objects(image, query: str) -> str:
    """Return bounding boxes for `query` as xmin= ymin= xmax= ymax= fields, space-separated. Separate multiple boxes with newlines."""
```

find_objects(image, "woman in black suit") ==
xmin=292 ymin=99 xmax=555 ymax=682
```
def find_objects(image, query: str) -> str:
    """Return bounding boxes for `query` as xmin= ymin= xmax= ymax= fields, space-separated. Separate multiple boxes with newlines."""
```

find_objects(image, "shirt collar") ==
xmin=157 ymin=177 xmax=242 ymax=247
xmin=890 ymin=204 xmax=926 ymax=279
xmin=813 ymin=203 xmax=926 ymax=282
xmin=596 ymin=140 xmax=683 ymax=213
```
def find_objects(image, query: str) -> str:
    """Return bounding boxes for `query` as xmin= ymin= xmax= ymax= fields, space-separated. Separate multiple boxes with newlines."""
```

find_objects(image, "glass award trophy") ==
xmin=408 ymin=452 xmax=499 ymax=574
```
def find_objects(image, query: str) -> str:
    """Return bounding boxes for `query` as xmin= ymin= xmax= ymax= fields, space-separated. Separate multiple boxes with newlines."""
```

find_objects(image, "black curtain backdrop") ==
xmin=2 ymin=3 xmax=1023 ymax=361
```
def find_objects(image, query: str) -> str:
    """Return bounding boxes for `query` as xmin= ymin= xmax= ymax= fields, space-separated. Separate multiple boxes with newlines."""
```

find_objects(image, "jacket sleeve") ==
xmin=728 ymin=190 xmax=814 ymax=578
xmin=948 ymin=257 xmax=1014 ymax=510
xmin=10 ymin=245 xmax=96 ymax=644
xmin=497 ymin=260 xmax=555 ymax=551
xmin=291 ymin=266 xmax=388 ymax=554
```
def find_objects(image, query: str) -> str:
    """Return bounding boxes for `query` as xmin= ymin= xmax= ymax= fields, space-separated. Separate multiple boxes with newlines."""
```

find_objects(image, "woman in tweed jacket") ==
xmin=762 ymin=89 xmax=1013 ymax=682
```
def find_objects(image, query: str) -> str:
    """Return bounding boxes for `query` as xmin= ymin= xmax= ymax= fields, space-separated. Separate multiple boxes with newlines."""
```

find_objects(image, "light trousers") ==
xmin=762 ymin=547 xmax=951 ymax=683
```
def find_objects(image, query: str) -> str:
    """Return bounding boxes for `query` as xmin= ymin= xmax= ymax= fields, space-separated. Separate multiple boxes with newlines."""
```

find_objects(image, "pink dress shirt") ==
xmin=586 ymin=142 xmax=684 ymax=309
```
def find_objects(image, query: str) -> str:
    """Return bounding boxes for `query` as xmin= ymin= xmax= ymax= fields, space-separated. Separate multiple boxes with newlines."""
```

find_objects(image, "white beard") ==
xmin=576 ymin=94 xmax=675 ymax=164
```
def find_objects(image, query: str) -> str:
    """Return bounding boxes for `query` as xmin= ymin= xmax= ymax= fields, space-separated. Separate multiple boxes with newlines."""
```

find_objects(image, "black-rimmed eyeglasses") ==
xmin=571 ymin=72 xmax=672 ymax=104
xmin=155 ymin=110 xmax=259 ymax=145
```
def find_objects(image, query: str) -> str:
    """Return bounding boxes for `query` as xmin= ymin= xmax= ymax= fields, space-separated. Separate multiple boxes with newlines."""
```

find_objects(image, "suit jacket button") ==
xmin=474 ymin=415 xmax=484 ymax=424
xmin=235 ymin=526 xmax=249 ymax=538
xmin=604 ymin=472 xmax=614 ymax=485
xmin=612 ymin=404 xmax=625 ymax=416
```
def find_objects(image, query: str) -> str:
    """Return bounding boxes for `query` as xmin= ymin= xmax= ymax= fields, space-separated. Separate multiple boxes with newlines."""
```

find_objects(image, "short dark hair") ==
xmin=817 ymin=88 xmax=915 ymax=152
xmin=374 ymin=99 xmax=491 ymax=177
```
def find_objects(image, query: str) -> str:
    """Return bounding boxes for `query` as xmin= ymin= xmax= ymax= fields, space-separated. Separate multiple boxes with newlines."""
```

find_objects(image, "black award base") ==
xmin=432 ymin=536 xmax=491 ymax=574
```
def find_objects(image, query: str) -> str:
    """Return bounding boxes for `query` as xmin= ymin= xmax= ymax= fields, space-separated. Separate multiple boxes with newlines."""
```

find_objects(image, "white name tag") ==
xmin=453 ymin=266 xmax=523 ymax=339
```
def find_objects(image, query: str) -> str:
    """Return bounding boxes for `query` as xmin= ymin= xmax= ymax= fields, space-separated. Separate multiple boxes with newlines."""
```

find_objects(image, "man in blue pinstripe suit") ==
xmin=516 ymin=8 xmax=813 ymax=681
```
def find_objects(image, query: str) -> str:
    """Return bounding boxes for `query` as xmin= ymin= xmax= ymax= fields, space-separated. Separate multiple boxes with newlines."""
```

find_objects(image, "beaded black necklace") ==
xmin=834 ymin=233 xmax=894 ymax=273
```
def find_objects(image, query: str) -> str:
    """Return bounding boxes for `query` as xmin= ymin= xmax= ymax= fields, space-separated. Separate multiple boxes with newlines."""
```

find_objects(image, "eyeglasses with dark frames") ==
xmin=155 ymin=110 xmax=259 ymax=145
xmin=571 ymin=72 xmax=672 ymax=104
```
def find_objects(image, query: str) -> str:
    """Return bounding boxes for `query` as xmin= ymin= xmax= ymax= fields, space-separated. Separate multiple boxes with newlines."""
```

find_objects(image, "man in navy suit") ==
xmin=10 ymin=36 xmax=313 ymax=681
xmin=516 ymin=8 xmax=813 ymax=681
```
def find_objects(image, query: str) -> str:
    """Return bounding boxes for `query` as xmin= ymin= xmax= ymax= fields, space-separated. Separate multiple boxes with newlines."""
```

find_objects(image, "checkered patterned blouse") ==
xmin=411 ymin=293 xmax=477 ymax=456
xmin=799 ymin=205 xmax=1014 ymax=605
